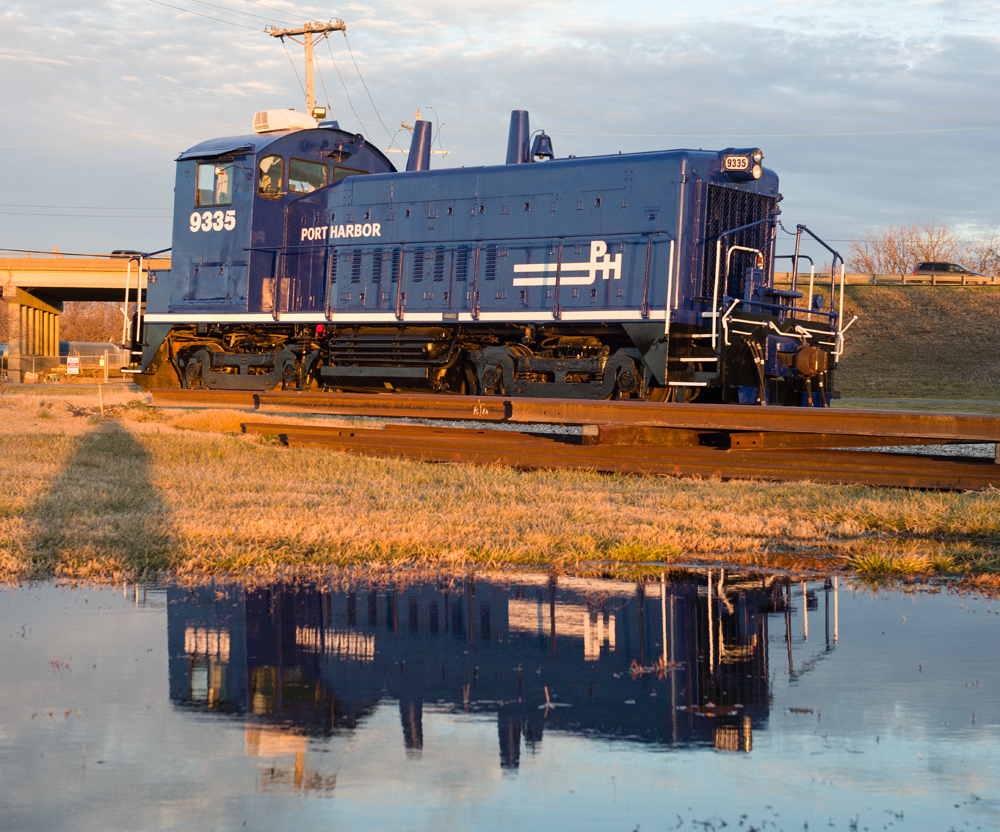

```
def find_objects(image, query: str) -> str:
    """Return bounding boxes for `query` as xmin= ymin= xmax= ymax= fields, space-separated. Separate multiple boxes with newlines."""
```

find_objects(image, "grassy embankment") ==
xmin=1 ymin=286 xmax=999 ymax=584
xmin=833 ymin=285 xmax=1000 ymax=403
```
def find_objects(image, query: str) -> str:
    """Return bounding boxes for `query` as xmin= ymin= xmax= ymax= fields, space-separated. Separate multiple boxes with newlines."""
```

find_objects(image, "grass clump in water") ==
xmin=849 ymin=551 xmax=931 ymax=575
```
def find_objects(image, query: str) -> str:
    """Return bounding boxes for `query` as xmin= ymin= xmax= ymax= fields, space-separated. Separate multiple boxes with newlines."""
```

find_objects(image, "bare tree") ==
xmin=0 ymin=274 xmax=10 ymax=344
xmin=963 ymin=223 xmax=1000 ymax=276
xmin=848 ymin=220 xmax=960 ymax=276
xmin=59 ymin=302 xmax=123 ymax=343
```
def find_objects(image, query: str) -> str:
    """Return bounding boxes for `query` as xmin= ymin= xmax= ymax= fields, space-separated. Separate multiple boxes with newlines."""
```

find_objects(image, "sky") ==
xmin=2 ymin=0 xmax=999 ymax=267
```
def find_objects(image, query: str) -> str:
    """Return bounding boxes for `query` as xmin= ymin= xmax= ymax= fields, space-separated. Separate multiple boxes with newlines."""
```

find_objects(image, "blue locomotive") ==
xmin=137 ymin=108 xmax=847 ymax=404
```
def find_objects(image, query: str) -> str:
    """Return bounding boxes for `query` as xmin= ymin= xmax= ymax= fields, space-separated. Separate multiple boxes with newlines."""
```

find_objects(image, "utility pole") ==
xmin=265 ymin=19 xmax=346 ymax=120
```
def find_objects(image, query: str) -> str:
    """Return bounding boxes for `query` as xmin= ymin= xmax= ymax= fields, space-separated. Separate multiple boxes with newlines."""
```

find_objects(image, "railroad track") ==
xmin=152 ymin=389 xmax=1000 ymax=490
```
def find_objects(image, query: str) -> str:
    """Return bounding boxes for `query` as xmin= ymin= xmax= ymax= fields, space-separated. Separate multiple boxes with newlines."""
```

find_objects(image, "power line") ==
xmin=145 ymin=0 xmax=260 ymax=30
xmin=424 ymin=105 xmax=447 ymax=153
xmin=432 ymin=104 xmax=1000 ymax=119
xmin=437 ymin=124 xmax=1000 ymax=139
xmin=0 ymin=205 xmax=168 ymax=211
xmin=184 ymin=0 xmax=287 ymax=24
xmin=281 ymin=39 xmax=306 ymax=100
xmin=439 ymin=114 xmax=1000 ymax=131
xmin=0 ymin=247 xmax=163 ymax=257
xmin=240 ymin=0 xmax=303 ymax=24
xmin=0 ymin=210 xmax=171 ymax=218
xmin=266 ymin=21 xmax=345 ymax=116
xmin=327 ymin=39 xmax=368 ymax=135
xmin=315 ymin=56 xmax=332 ymax=114
xmin=342 ymin=33 xmax=395 ymax=147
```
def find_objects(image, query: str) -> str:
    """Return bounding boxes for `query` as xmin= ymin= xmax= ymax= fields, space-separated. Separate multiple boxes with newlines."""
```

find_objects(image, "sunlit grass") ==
xmin=833 ymin=285 xmax=1000 ymax=401
xmin=1 ymin=391 xmax=999 ymax=582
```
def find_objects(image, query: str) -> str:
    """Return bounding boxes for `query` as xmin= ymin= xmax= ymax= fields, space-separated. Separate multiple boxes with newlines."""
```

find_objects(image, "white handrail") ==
xmin=711 ymin=239 xmax=721 ymax=349
xmin=834 ymin=315 xmax=858 ymax=358
xmin=720 ymin=298 xmax=740 ymax=346
xmin=135 ymin=255 xmax=144 ymax=353
xmin=807 ymin=264 xmax=816 ymax=322
xmin=122 ymin=259 xmax=133 ymax=346
xmin=664 ymin=238 xmax=675 ymax=337
xmin=724 ymin=245 xmax=764 ymax=295
xmin=838 ymin=262 xmax=845 ymax=328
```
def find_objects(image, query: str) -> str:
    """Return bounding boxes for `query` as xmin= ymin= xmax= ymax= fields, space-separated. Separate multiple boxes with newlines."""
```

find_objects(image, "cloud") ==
xmin=0 ymin=0 xmax=998 ymax=254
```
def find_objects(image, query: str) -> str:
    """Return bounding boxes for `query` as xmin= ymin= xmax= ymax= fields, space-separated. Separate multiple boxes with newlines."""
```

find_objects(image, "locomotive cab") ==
xmin=138 ymin=112 xmax=396 ymax=387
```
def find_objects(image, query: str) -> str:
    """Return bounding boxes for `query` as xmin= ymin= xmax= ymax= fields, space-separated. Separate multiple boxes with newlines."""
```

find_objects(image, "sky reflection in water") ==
xmin=0 ymin=572 xmax=997 ymax=831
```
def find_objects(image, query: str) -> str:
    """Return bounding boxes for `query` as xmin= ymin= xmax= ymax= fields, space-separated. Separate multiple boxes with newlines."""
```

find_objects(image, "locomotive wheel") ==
xmin=281 ymin=362 xmax=298 ymax=387
xmin=482 ymin=366 xmax=501 ymax=390
xmin=645 ymin=384 xmax=669 ymax=402
xmin=616 ymin=369 xmax=638 ymax=395
xmin=184 ymin=358 xmax=201 ymax=386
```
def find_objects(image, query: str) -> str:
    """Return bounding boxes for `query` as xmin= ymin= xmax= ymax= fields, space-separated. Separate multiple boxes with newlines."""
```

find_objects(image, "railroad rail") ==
xmin=151 ymin=389 xmax=1000 ymax=491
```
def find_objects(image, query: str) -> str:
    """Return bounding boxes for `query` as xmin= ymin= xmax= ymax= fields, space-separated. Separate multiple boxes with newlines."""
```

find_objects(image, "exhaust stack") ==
xmin=406 ymin=120 xmax=433 ymax=172
xmin=505 ymin=110 xmax=530 ymax=165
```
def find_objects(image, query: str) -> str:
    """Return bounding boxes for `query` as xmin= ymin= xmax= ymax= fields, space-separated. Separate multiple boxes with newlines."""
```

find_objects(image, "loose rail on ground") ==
xmin=152 ymin=389 xmax=1000 ymax=491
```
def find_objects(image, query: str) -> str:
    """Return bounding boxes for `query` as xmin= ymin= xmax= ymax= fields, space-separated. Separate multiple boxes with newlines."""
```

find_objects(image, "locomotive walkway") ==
xmin=152 ymin=389 xmax=1000 ymax=491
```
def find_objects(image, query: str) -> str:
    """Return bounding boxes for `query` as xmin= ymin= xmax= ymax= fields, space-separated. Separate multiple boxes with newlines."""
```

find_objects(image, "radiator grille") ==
xmin=702 ymin=185 xmax=775 ymax=299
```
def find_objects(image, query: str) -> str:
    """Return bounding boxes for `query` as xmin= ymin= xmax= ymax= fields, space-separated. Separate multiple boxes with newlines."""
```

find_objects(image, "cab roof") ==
xmin=176 ymin=132 xmax=288 ymax=161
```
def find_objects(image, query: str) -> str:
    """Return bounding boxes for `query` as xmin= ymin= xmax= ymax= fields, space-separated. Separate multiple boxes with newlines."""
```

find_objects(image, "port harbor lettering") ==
xmin=302 ymin=222 xmax=383 ymax=241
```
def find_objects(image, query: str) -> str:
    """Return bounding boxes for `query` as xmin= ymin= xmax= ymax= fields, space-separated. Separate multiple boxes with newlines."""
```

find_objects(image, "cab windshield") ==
xmin=258 ymin=155 xmax=284 ymax=199
xmin=288 ymin=158 xmax=327 ymax=194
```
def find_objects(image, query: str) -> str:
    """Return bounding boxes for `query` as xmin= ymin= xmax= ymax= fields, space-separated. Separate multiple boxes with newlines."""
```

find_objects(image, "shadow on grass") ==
xmin=26 ymin=421 xmax=173 ymax=578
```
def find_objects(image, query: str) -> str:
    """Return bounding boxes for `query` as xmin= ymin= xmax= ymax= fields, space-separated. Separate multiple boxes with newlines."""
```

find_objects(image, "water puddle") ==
xmin=1 ymin=572 xmax=997 ymax=830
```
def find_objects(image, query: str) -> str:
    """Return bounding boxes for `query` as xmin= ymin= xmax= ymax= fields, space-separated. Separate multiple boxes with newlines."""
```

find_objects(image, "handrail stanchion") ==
xmin=838 ymin=262 xmax=845 ymax=330
xmin=122 ymin=258 xmax=132 ymax=347
xmin=790 ymin=226 xmax=803 ymax=294
xmin=711 ymin=240 xmax=721 ymax=350
xmin=136 ymin=254 xmax=144 ymax=351
xmin=807 ymin=265 xmax=816 ymax=322
xmin=664 ymin=239 xmax=675 ymax=338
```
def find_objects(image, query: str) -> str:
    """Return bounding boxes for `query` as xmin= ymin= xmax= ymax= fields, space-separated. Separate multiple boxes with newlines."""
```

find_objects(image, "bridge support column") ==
xmin=2 ymin=286 xmax=62 ymax=381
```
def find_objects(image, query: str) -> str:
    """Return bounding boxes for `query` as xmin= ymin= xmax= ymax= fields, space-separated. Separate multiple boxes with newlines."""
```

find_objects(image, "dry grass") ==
xmin=831 ymin=285 xmax=1000 ymax=400
xmin=2 ymin=390 xmax=1000 ymax=583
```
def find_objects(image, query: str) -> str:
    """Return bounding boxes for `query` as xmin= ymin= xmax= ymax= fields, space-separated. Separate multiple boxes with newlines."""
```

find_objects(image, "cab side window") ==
xmin=258 ymin=155 xmax=284 ymax=199
xmin=288 ymin=158 xmax=327 ymax=194
xmin=196 ymin=161 xmax=233 ymax=206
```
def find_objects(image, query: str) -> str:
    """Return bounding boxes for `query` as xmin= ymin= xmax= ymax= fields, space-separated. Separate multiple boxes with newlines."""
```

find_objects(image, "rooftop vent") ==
xmin=253 ymin=109 xmax=318 ymax=134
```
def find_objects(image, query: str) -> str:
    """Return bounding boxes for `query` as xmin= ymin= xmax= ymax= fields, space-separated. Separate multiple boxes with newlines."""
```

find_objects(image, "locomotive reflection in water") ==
xmin=168 ymin=573 xmax=835 ymax=785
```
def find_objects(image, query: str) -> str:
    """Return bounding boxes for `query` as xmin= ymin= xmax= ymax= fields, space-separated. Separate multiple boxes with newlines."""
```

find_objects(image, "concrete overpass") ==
xmin=1 ymin=253 xmax=169 ymax=380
